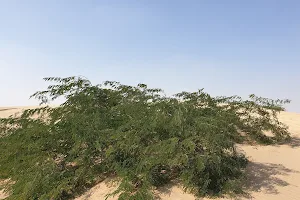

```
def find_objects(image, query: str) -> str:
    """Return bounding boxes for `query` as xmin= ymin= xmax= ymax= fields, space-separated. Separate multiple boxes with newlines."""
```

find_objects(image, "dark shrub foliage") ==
xmin=0 ymin=76 xmax=290 ymax=199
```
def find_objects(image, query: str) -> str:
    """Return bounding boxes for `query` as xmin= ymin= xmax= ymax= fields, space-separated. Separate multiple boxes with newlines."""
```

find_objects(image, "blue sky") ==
xmin=1 ymin=0 xmax=299 ymax=112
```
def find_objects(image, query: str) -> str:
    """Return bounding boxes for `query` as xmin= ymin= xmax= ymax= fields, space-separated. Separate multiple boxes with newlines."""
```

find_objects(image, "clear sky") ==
xmin=1 ymin=0 xmax=299 ymax=112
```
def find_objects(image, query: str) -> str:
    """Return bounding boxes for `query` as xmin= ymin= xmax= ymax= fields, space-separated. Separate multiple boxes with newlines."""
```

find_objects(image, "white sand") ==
xmin=1 ymin=107 xmax=299 ymax=200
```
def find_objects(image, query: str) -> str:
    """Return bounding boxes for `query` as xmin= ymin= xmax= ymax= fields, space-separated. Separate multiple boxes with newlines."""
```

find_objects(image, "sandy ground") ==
xmin=0 ymin=107 xmax=299 ymax=200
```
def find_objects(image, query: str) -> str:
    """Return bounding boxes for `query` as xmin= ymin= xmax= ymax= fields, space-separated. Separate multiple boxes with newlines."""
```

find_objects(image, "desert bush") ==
xmin=0 ymin=76 xmax=290 ymax=199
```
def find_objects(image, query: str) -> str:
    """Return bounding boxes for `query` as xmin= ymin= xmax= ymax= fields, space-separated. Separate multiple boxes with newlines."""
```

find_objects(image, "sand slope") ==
xmin=1 ymin=107 xmax=299 ymax=200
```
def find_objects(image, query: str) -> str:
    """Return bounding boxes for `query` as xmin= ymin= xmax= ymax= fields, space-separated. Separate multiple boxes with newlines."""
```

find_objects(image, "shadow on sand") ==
xmin=281 ymin=136 xmax=300 ymax=148
xmin=244 ymin=162 xmax=299 ymax=196
xmin=154 ymin=161 xmax=299 ymax=199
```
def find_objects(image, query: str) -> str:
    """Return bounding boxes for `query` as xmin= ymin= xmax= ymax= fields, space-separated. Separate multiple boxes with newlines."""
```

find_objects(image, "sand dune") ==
xmin=0 ymin=106 xmax=44 ymax=118
xmin=1 ymin=107 xmax=299 ymax=200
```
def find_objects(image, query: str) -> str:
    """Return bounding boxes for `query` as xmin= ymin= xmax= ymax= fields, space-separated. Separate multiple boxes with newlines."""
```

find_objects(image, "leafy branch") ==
xmin=0 ymin=76 xmax=290 ymax=199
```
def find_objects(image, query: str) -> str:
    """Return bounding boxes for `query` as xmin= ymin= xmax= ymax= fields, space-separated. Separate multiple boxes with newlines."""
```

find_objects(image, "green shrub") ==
xmin=0 ymin=76 xmax=290 ymax=199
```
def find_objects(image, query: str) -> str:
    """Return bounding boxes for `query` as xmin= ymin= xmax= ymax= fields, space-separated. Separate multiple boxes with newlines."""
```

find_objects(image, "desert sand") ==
xmin=1 ymin=107 xmax=299 ymax=200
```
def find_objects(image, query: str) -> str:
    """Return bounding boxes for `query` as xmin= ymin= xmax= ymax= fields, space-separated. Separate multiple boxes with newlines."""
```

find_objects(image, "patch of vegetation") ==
xmin=0 ymin=76 xmax=290 ymax=199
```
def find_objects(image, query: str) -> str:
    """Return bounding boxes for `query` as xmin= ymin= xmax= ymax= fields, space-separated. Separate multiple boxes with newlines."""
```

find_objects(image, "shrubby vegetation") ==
xmin=0 ymin=77 xmax=290 ymax=199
